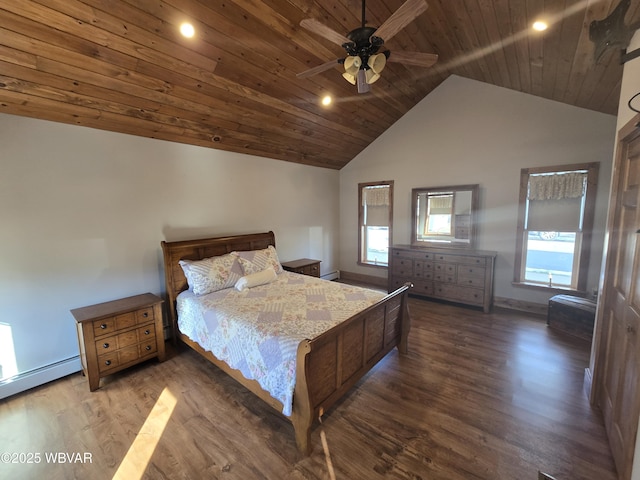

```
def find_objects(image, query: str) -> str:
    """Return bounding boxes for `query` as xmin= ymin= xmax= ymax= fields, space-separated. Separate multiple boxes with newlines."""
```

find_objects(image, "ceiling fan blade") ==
xmin=372 ymin=0 xmax=429 ymax=44
xmin=300 ymin=18 xmax=352 ymax=47
xmin=387 ymin=50 xmax=438 ymax=67
xmin=296 ymin=58 xmax=343 ymax=79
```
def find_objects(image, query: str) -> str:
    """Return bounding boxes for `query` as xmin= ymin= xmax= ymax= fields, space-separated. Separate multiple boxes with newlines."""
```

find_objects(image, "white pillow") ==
xmin=235 ymin=267 xmax=277 ymax=291
xmin=179 ymin=254 xmax=243 ymax=295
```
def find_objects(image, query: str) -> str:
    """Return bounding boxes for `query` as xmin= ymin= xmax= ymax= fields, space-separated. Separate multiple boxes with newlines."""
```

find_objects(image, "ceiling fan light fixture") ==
xmin=367 ymin=53 xmax=387 ymax=74
xmin=298 ymin=0 xmax=436 ymax=94
xmin=342 ymin=72 xmax=357 ymax=85
xmin=365 ymin=69 xmax=380 ymax=84
xmin=343 ymin=55 xmax=362 ymax=76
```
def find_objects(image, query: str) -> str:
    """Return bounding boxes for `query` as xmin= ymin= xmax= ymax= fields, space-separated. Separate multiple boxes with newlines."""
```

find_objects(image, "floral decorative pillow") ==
xmin=233 ymin=245 xmax=283 ymax=275
xmin=179 ymin=253 xmax=243 ymax=295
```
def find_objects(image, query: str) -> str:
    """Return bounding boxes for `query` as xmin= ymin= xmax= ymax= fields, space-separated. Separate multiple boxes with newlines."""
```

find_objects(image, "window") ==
xmin=514 ymin=163 xmax=599 ymax=291
xmin=425 ymin=192 xmax=454 ymax=236
xmin=358 ymin=181 xmax=393 ymax=267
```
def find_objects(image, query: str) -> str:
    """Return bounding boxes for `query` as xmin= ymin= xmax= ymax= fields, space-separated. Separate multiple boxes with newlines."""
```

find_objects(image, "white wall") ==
xmin=339 ymin=75 xmax=617 ymax=306
xmin=0 ymin=113 xmax=339 ymax=397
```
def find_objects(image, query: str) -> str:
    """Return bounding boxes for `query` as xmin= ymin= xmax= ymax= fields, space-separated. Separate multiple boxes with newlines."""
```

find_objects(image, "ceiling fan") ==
xmin=297 ymin=0 xmax=438 ymax=93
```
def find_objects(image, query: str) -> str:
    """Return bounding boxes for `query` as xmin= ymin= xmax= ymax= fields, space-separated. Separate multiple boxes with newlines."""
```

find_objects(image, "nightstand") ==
xmin=71 ymin=293 xmax=165 ymax=391
xmin=281 ymin=258 xmax=321 ymax=277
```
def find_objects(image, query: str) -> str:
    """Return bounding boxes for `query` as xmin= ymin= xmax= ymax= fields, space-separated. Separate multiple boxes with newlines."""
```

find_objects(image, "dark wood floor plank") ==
xmin=0 ymin=297 xmax=617 ymax=479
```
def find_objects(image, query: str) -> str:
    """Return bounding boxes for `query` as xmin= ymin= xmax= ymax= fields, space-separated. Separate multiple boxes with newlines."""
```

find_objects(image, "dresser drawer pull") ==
xmin=105 ymin=360 xmax=112 ymax=366
xmin=100 ymin=323 xmax=107 ymax=329
xmin=145 ymin=345 xmax=152 ymax=351
xmin=143 ymin=312 xmax=148 ymax=318
xmin=103 ymin=343 xmax=109 ymax=349
xmin=144 ymin=329 xmax=150 ymax=335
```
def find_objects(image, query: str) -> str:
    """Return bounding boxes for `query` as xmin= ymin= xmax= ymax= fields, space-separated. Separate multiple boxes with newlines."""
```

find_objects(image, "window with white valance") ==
xmin=359 ymin=182 xmax=393 ymax=267
xmin=514 ymin=163 xmax=599 ymax=291
xmin=526 ymin=171 xmax=587 ymax=232
xmin=362 ymin=184 xmax=390 ymax=227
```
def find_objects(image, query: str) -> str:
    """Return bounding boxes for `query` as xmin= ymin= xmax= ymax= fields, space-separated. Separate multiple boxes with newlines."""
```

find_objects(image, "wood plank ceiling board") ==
xmin=0 ymin=0 xmax=638 ymax=169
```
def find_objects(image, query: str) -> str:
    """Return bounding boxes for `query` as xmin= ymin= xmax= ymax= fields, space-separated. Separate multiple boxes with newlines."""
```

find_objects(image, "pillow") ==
xmin=233 ymin=245 xmax=283 ymax=275
xmin=179 ymin=253 xmax=243 ymax=296
xmin=234 ymin=266 xmax=277 ymax=291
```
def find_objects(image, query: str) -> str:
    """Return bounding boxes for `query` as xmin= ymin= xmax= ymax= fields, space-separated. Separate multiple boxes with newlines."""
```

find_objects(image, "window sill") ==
xmin=511 ymin=281 xmax=586 ymax=296
xmin=357 ymin=262 xmax=388 ymax=269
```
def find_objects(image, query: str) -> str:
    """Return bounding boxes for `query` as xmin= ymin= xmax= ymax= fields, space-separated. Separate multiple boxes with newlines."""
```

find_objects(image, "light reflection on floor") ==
xmin=112 ymin=387 xmax=177 ymax=480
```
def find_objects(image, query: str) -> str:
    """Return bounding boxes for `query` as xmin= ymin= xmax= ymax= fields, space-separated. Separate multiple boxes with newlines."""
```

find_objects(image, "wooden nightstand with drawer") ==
xmin=71 ymin=293 xmax=165 ymax=391
xmin=281 ymin=258 xmax=321 ymax=277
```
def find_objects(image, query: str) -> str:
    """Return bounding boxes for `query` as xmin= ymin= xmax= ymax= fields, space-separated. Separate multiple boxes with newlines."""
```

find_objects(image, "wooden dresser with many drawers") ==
xmin=71 ymin=293 xmax=165 ymax=391
xmin=389 ymin=245 xmax=497 ymax=313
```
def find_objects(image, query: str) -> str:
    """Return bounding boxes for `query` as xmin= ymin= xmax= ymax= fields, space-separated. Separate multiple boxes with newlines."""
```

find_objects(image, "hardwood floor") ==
xmin=0 ymin=297 xmax=617 ymax=479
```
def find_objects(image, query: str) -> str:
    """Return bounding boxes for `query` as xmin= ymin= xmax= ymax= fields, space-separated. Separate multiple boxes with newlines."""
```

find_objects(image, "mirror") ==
xmin=411 ymin=184 xmax=479 ymax=248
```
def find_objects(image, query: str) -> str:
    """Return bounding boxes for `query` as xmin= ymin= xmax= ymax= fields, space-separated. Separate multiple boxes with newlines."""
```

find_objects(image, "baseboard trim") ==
xmin=339 ymin=270 xmax=387 ymax=288
xmin=584 ymin=367 xmax=594 ymax=402
xmin=0 ymin=356 xmax=82 ymax=400
xmin=494 ymin=296 xmax=547 ymax=317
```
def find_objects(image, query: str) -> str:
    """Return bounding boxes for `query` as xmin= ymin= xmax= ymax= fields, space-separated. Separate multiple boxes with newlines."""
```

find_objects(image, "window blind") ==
xmin=363 ymin=185 xmax=390 ymax=227
xmin=527 ymin=171 xmax=586 ymax=232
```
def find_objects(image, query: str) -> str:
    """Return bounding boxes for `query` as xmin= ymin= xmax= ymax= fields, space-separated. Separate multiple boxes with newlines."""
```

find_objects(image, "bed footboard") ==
xmin=291 ymin=282 xmax=412 ymax=455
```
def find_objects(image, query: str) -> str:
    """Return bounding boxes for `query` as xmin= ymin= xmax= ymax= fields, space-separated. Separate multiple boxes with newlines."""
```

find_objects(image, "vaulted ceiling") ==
xmin=1 ymin=0 xmax=638 ymax=169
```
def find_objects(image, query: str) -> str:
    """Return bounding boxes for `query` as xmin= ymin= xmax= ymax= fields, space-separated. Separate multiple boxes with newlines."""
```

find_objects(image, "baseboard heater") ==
xmin=321 ymin=270 xmax=340 ymax=281
xmin=0 ymin=356 xmax=81 ymax=400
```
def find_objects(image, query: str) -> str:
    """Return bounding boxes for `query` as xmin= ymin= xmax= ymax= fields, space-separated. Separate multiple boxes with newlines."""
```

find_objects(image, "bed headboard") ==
xmin=160 ymin=231 xmax=276 ymax=339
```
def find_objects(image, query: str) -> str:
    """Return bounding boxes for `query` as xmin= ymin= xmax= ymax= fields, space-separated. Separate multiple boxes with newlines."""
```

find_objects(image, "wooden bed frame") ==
xmin=161 ymin=231 xmax=411 ymax=455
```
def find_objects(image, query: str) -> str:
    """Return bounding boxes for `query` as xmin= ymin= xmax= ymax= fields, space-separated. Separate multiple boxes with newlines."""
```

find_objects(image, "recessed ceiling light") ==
xmin=321 ymin=95 xmax=332 ymax=106
xmin=532 ymin=21 xmax=548 ymax=32
xmin=180 ymin=22 xmax=195 ymax=38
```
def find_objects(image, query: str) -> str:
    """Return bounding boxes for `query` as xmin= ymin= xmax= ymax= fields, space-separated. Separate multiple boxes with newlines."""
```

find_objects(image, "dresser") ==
xmin=71 ymin=293 xmax=165 ymax=391
xmin=389 ymin=245 xmax=497 ymax=313
xmin=281 ymin=258 xmax=321 ymax=277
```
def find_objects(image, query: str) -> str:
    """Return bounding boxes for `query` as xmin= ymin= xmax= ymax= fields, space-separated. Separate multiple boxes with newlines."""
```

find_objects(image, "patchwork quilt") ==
xmin=176 ymin=271 xmax=385 ymax=416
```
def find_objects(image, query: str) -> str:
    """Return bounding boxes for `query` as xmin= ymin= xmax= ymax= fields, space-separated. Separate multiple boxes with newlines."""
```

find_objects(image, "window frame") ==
xmin=513 ymin=162 xmax=599 ymax=293
xmin=358 ymin=181 xmax=394 ymax=268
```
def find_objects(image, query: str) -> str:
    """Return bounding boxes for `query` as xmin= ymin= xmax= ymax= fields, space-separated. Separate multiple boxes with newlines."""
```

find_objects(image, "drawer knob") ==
xmin=103 ymin=343 xmax=109 ymax=349
xmin=144 ymin=329 xmax=150 ymax=335
xmin=105 ymin=360 xmax=111 ymax=366
xmin=100 ymin=323 xmax=107 ymax=329
xmin=145 ymin=345 xmax=152 ymax=351
xmin=143 ymin=312 xmax=148 ymax=318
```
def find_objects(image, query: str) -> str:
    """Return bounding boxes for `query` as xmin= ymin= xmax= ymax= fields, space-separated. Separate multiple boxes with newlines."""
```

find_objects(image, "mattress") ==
xmin=176 ymin=271 xmax=385 ymax=416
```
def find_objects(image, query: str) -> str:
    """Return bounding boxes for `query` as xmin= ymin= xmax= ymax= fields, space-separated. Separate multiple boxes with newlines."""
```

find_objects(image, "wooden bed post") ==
xmin=292 ymin=340 xmax=313 ymax=455
xmin=398 ymin=282 xmax=412 ymax=354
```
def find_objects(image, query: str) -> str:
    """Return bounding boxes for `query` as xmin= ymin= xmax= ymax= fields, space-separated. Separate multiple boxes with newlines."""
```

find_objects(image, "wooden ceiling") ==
xmin=1 ymin=0 xmax=638 ymax=170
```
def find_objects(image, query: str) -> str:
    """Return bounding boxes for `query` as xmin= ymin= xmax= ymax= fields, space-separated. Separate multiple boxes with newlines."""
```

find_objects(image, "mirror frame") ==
xmin=411 ymin=184 xmax=479 ymax=249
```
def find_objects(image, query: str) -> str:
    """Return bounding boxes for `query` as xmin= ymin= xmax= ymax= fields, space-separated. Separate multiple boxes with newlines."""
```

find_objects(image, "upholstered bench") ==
xmin=547 ymin=294 xmax=597 ymax=342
